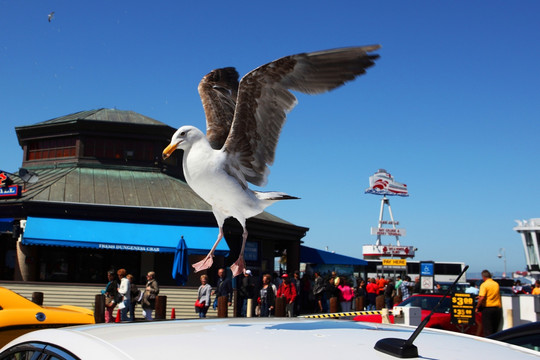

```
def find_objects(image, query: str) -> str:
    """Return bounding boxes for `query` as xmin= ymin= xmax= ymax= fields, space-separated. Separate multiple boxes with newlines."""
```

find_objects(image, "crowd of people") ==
xmin=202 ymin=269 xmax=414 ymax=317
xmin=101 ymin=269 xmax=159 ymax=322
xmin=103 ymin=266 xmax=540 ymax=328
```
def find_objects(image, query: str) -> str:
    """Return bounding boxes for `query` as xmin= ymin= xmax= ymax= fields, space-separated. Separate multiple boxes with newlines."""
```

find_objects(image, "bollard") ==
xmin=275 ymin=296 xmax=286 ymax=317
xmin=246 ymin=298 xmax=254 ymax=317
xmin=506 ymin=308 xmax=513 ymax=329
xmin=381 ymin=308 xmax=391 ymax=324
xmin=94 ymin=294 xmax=105 ymax=323
xmin=217 ymin=295 xmax=228 ymax=318
xmin=329 ymin=296 xmax=339 ymax=313
xmin=32 ymin=292 xmax=44 ymax=306
xmin=171 ymin=308 xmax=176 ymax=319
xmin=154 ymin=295 xmax=167 ymax=320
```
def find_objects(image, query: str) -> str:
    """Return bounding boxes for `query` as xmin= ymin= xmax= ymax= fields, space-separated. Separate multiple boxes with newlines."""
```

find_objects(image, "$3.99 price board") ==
xmin=450 ymin=293 xmax=476 ymax=325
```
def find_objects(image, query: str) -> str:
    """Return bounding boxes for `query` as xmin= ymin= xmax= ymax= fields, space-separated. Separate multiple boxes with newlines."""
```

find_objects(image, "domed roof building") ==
xmin=0 ymin=109 xmax=307 ymax=285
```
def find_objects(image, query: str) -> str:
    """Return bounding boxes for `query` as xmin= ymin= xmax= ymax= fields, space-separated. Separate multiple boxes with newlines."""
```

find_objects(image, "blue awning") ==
xmin=22 ymin=217 xmax=229 ymax=255
xmin=300 ymin=245 xmax=367 ymax=266
xmin=0 ymin=218 xmax=13 ymax=233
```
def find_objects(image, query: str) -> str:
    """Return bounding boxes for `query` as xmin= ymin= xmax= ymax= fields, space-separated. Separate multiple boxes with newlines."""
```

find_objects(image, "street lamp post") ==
xmin=498 ymin=248 xmax=507 ymax=278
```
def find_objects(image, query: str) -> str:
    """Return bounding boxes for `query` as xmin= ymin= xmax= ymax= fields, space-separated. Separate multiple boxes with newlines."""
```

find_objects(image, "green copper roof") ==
xmin=0 ymin=167 xmax=294 ymax=225
xmin=30 ymin=108 xmax=170 ymax=127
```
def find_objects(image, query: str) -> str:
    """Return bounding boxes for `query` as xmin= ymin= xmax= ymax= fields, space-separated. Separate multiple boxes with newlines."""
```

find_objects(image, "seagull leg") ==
xmin=192 ymin=227 xmax=223 ymax=273
xmin=230 ymin=228 xmax=248 ymax=277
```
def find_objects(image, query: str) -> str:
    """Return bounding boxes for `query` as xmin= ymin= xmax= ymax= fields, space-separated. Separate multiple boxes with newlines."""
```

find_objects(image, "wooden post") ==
xmin=275 ymin=296 xmax=286 ymax=317
xmin=355 ymin=296 xmax=365 ymax=311
xmin=217 ymin=295 xmax=228 ymax=318
xmin=94 ymin=294 xmax=105 ymax=323
xmin=155 ymin=295 xmax=167 ymax=320
xmin=329 ymin=296 xmax=339 ymax=313
xmin=376 ymin=295 xmax=385 ymax=310
xmin=233 ymin=289 xmax=238 ymax=318
xmin=32 ymin=292 xmax=44 ymax=306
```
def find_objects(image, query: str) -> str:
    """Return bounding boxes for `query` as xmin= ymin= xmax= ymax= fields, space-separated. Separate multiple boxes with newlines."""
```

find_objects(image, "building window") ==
xmin=27 ymin=137 xmax=76 ymax=161
xmin=83 ymin=137 xmax=157 ymax=162
xmin=525 ymin=232 xmax=539 ymax=267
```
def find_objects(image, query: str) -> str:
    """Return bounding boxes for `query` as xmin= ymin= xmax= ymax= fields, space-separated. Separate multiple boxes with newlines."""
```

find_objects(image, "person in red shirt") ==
xmin=277 ymin=274 xmax=297 ymax=317
xmin=377 ymin=276 xmax=388 ymax=296
xmin=366 ymin=278 xmax=379 ymax=310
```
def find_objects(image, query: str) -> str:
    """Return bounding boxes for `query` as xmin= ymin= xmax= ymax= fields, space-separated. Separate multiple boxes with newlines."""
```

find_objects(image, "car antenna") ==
xmin=374 ymin=265 xmax=469 ymax=358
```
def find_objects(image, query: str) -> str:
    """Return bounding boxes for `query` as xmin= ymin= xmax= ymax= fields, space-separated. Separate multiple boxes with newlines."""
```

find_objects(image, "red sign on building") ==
xmin=0 ymin=172 xmax=21 ymax=198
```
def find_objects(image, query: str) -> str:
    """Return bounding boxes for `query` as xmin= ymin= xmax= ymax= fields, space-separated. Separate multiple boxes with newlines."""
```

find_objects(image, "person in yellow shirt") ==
xmin=532 ymin=280 xmax=540 ymax=295
xmin=476 ymin=270 xmax=502 ymax=336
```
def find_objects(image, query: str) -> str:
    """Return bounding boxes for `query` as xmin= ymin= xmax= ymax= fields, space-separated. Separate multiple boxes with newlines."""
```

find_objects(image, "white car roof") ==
xmin=2 ymin=318 xmax=539 ymax=359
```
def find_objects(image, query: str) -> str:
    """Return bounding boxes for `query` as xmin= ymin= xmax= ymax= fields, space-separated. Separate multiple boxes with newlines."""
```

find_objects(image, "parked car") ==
xmin=489 ymin=321 xmax=540 ymax=352
xmin=354 ymin=294 xmax=482 ymax=335
xmin=436 ymin=282 xmax=470 ymax=293
xmin=1 ymin=318 xmax=538 ymax=360
xmin=499 ymin=287 xmax=515 ymax=295
xmin=0 ymin=287 xmax=94 ymax=347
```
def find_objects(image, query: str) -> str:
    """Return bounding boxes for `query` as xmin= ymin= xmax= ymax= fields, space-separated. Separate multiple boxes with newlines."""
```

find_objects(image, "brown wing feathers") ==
xmin=201 ymin=46 xmax=380 ymax=187
xmin=198 ymin=67 xmax=239 ymax=149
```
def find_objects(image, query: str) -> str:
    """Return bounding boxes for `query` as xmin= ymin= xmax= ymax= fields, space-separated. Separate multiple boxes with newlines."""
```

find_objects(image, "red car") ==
xmin=353 ymin=294 xmax=482 ymax=335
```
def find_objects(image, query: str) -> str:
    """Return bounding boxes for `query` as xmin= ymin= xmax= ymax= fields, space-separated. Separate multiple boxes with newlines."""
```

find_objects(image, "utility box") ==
xmin=393 ymin=306 xmax=421 ymax=326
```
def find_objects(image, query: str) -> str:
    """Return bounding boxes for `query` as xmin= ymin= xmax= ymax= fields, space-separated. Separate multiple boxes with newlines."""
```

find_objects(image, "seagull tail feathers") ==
xmin=254 ymin=191 xmax=299 ymax=201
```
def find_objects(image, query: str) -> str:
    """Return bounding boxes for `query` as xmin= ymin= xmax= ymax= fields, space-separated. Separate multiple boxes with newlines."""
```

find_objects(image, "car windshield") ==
xmin=399 ymin=296 xmax=450 ymax=313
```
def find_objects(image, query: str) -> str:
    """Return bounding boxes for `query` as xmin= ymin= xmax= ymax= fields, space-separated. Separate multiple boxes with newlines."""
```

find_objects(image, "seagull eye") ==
xmin=180 ymin=131 xmax=186 ymax=136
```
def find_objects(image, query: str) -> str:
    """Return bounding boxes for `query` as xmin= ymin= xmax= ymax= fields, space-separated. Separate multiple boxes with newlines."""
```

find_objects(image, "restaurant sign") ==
xmin=0 ymin=172 xmax=21 ymax=198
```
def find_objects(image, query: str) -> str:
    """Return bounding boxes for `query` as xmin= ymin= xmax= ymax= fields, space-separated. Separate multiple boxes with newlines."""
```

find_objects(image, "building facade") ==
xmin=514 ymin=218 xmax=540 ymax=279
xmin=0 ymin=109 xmax=307 ymax=286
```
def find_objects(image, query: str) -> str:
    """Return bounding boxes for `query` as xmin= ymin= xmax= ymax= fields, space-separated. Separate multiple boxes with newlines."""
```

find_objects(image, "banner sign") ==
xmin=451 ymin=293 xmax=476 ymax=325
xmin=98 ymin=243 xmax=161 ymax=252
xmin=371 ymin=227 xmax=406 ymax=236
xmin=363 ymin=245 xmax=415 ymax=258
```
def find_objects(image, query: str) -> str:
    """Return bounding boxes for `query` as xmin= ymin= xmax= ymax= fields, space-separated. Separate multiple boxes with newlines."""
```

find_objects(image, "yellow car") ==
xmin=0 ymin=287 xmax=94 ymax=347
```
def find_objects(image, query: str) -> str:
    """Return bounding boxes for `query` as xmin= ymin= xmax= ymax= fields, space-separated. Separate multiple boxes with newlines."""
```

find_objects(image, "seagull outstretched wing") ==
xmin=198 ymin=67 xmax=239 ymax=150
xmin=221 ymin=45 xmax=381 ymax=187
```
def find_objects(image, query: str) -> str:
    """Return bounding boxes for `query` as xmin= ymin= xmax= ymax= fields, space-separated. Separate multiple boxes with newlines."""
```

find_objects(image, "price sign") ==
xmin=451 ymin=293 xmax=476 ymax=325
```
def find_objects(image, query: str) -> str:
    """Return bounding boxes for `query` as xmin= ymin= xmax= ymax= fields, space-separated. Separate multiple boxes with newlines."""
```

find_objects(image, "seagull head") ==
xmin=162 ymin=125 xmax=204 ymax=160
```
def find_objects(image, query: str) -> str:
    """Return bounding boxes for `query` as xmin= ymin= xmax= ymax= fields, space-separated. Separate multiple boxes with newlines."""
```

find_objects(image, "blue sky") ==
xmin=1 ymin=1 xmax=539 ymax=277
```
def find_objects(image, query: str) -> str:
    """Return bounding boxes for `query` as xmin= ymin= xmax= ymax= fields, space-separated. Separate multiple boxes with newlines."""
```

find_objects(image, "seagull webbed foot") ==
xmin=192 ymin=254 xmax=214 ymax=273
xmin=230 ymin=256 xmax=246 ymax=277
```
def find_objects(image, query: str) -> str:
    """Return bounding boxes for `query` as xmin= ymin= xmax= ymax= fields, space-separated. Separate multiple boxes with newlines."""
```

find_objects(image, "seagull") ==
xmin=163 ymin=45 xmax=380 ymax=276
xmin=48 ymin=11 xmax=54 ymax=22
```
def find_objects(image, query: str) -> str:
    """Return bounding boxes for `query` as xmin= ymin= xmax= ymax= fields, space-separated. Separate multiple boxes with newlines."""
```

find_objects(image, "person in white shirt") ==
xmin=117 ymin=268 xmax=130 ymax=321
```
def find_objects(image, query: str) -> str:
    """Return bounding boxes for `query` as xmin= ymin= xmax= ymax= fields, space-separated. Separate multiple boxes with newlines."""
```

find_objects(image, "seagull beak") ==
xmin=162 ymin=142 xmax=179 ymax=160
